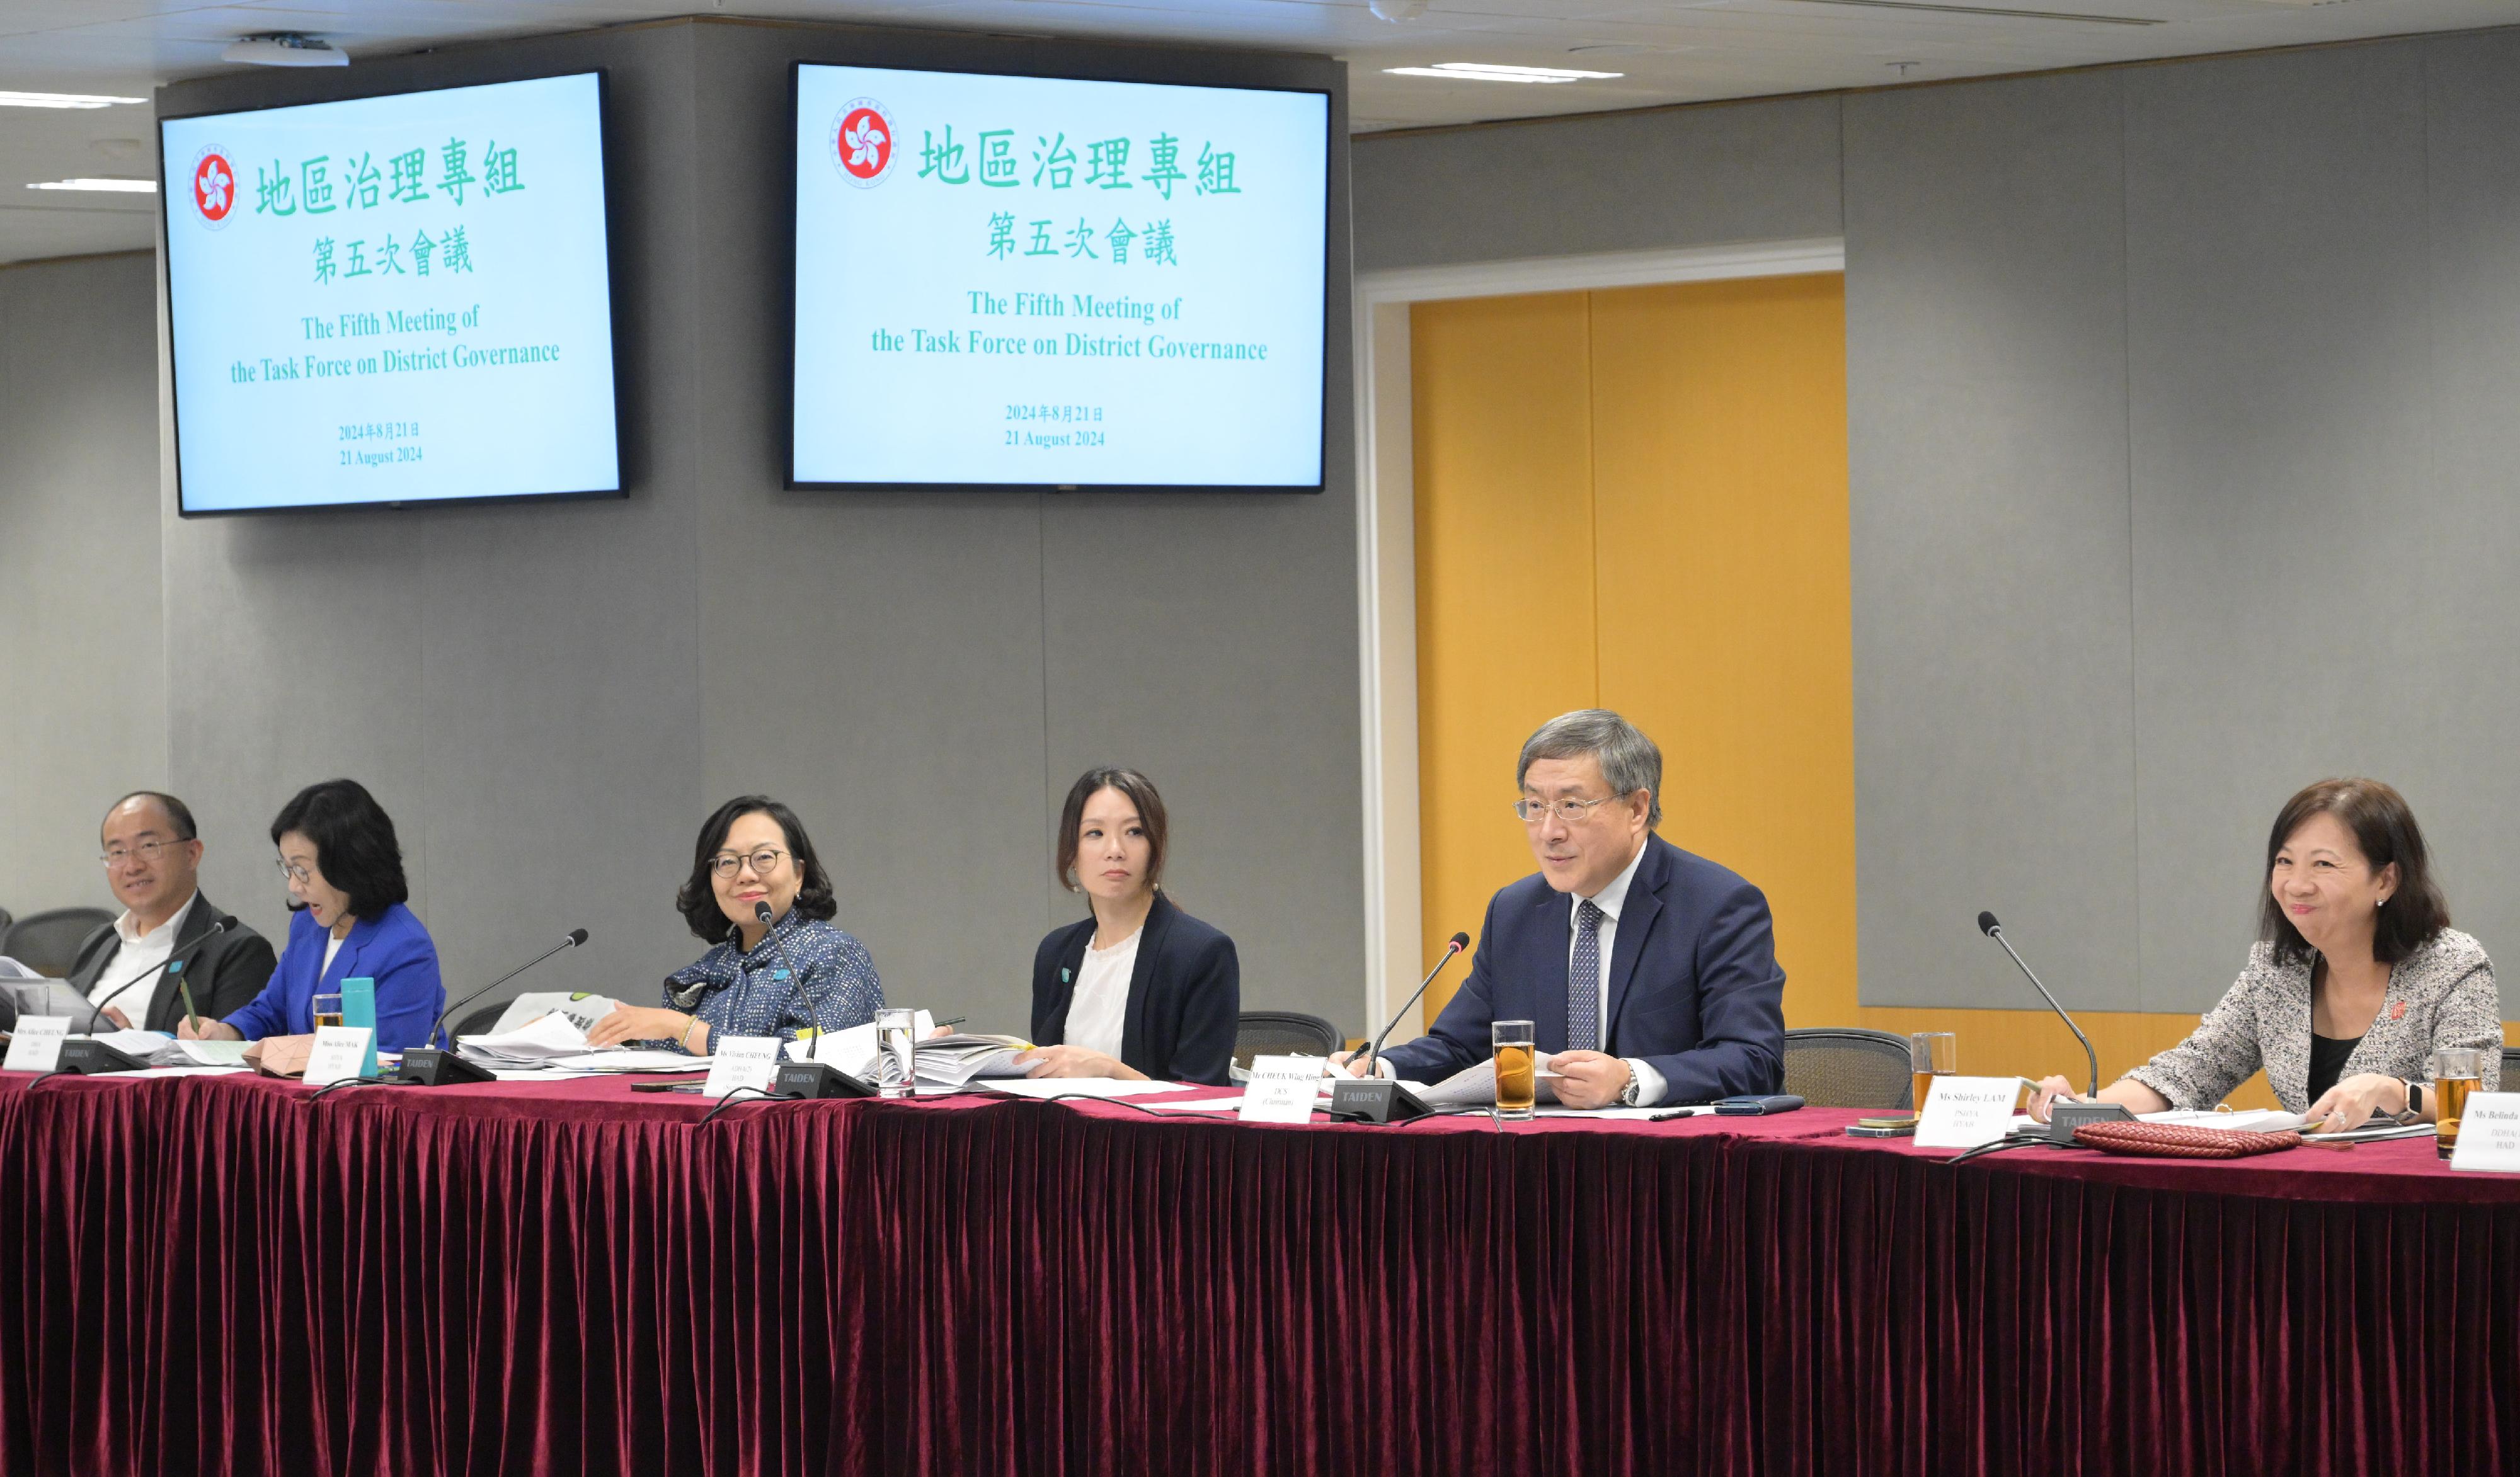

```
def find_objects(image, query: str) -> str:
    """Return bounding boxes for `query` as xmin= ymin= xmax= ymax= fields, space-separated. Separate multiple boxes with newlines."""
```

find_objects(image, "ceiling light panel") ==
xmin=0 ymin=90 xmax=147 ymax=109
xmin=26 ymin=177 xmax=158 ymax=192
xmin=1384 ymin=61 xmax=1627 ymax=81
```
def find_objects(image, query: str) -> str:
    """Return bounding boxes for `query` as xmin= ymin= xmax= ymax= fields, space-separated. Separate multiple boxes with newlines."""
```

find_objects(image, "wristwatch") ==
xmin=1618 ymin=1064 xmax=1642 ymax=1107
xmin=2405 ymin=1078 xmax=2425 ymax=1118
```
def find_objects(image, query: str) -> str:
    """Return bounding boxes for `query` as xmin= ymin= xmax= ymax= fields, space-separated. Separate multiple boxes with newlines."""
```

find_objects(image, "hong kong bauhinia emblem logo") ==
xmin=190 ymin=148 xmax=236 ymax=227
xmin=833 ymin=99 xmax=895 ymax=187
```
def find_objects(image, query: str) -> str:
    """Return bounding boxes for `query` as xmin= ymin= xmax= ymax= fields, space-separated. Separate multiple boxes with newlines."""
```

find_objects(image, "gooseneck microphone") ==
xmin=51 ymin=921 xmax=234 ymax=1071
xmin=1327 ymin=931 xmax=1470 ymax=1125
xmin=753 ymin=900 xmax=831 ymax=1032
xmin=398 ymin=927 xmax=589 ymax=1087
xmin=110 ymin=918 xmax=229 ymax=1025
xmin=1978 ymin=911 xmax=2098 ymax=1098
xmin=1360 ymin=930 xmax=1472 ymax=1078
xmin=755 ymin=901 xmax=878 ymax=1101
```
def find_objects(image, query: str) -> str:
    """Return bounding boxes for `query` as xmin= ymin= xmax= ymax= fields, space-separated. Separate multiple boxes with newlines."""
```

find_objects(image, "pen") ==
xmin=935 ymin=1017 xmax=966 ymax=1029
xmin=179 ymin=978 xmax=203 ymax=1035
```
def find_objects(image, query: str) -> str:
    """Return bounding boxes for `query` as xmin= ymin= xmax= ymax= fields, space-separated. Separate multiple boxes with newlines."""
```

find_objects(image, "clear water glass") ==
xmin=876 ymin=1007 xmax=916 ymax=1098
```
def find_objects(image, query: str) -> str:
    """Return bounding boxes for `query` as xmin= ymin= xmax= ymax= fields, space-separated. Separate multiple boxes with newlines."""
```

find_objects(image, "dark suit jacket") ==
xmin=1031 ymin=892 xmax=1240 ymax=1086
xmin=1379 ymin=833 xmax=1786 ymax=1102
xmin=64 ymin=891 xmax=278 ymax=1033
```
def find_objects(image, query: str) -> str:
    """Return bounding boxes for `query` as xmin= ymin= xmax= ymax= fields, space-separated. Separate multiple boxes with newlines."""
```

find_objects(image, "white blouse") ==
xmin=1065 ymin=925 xmax=1142 ymax=1060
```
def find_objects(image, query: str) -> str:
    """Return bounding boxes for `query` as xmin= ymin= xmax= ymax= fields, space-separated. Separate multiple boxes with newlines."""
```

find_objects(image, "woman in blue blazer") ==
xmin=1020 ymin=768 xmax=1239 ymax=1086
xmin=180 ymin=778 xmax=444 ymax=1051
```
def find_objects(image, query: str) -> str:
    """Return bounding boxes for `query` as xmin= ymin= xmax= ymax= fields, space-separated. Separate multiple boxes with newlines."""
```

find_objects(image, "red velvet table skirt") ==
xmin=4 ymin=1072 xmax=2519 ymax=1476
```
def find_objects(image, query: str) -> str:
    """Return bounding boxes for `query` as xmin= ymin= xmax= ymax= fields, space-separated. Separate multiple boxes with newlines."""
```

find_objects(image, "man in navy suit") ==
xmin=1339 ymin=709 xmax=1786 ymax=1109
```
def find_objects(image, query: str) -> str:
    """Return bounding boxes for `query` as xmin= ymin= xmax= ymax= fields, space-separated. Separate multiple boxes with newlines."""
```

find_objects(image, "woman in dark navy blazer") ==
xmin=1020 ymin=767 xmax=1239 ymax=1086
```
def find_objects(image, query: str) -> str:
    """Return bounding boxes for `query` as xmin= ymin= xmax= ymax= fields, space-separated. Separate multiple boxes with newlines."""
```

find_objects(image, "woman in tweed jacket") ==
xmin=2031 ymin=778 xmax=2500 ymax=1131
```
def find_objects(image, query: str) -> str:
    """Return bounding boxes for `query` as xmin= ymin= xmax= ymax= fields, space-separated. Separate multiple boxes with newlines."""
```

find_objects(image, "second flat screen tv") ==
xmin=791 ymin=63 xmax=1330 ymax=490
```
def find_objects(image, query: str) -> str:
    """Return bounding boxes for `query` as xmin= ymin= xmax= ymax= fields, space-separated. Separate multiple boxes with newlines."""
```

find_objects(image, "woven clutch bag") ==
xmin=2072 ymin=1121 xmax=2302 ymax=1158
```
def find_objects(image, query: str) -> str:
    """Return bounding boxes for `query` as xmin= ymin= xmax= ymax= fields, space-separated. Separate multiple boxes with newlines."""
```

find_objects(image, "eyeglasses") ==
xmin=100 ymin=838 xmax=188 ymax=867
xmin=707 ymin=847 xmax=790 ymax=879
xmin=1511 ymin=794 xmax=1629 ymax=825
xmin=276 ymin=859 xmax=317 ymax=885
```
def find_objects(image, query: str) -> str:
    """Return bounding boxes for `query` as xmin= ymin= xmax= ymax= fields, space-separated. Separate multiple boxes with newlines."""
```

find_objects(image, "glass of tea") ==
xmin=310 ymin=991 xmax=345 ymax=1032
xmin=1909 ymin=1031 xmax=1957 ymax=1118
xmin=1493 ymin=1019 xmax=1537 ymax=1123
xmin=2432 ymin=1046 xmax=2482 ymax=1158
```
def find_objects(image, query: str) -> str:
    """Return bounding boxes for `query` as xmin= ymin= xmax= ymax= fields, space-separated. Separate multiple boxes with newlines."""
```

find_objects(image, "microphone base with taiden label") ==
xmin=1328 ymin=1078 xmax=1435 ymax=1124
xmin=771 ymin=1061 xmax=879 ymax=1099
xmin=54 ymin=1039 xmax=154 ymax=1075
xmin=396 ymin=1047 xmax=498 ymax=1086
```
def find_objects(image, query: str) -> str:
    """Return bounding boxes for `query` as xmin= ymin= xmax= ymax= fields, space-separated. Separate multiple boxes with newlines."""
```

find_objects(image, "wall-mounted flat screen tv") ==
xmin=791 ymin=63 xmax=1329 ymax=491
xmin=160 ymin=71 xmax=621 ymax=514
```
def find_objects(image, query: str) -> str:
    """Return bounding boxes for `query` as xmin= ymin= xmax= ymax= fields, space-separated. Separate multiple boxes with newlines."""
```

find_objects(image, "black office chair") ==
xmin=1782 ymin=1027 xmax=1915 ymax=1110
xmin=2500 ymin=1046 xmax=2519 ymax=1091
xmin=454 ymin=1003 xmax=512 ymax=1040
xmin=1232 ymin=1010 xmax=1343 ymax=1071
xmin=1 ymin=906 xmax=117 ymax=979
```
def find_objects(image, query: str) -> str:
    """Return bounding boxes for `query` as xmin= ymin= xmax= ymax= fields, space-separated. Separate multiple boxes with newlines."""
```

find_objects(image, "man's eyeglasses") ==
xmin=100 ymin=838 xmax=188 ymax=867
xmin=707 ymin=847 xmax=790 ymax=879
xmin=1511 ymin=794 xmax=1629 ymax=825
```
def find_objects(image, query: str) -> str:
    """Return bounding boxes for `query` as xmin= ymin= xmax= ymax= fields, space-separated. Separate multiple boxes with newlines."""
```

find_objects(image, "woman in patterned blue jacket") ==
xmin=587 ymin=795 xmax=883 ymax=1054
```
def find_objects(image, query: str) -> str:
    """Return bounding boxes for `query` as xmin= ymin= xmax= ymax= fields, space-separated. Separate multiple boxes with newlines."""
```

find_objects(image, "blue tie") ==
xmin=1568 ymin=899 xmax=1604 ymax=1052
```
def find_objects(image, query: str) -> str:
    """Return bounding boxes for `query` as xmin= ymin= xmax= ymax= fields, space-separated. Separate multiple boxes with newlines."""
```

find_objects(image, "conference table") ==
xmin=3 ymin=1068 xmax=2515 ymax=1476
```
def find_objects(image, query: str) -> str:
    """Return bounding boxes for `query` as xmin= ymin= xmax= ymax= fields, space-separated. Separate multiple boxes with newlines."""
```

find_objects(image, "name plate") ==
xmin=2449 ymin=1092 xmax=2520 ymax=1173
xmin=703 ymin=1035 xmax=783 ymax=1098
xmin=1915 ymin=1075 xmax=2029 ymax=1149
xmin=2 ymin=1018 xmax=69 ymax=1073
xmin=1239 ymin=1054 xmax=1326 ymax=1124
xmin=302 ymin=1025 xmax=377 ymax=1086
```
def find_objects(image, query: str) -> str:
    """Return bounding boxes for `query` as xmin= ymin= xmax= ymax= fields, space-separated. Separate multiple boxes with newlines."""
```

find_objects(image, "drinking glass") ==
xmin=310 ymin=991 xmax=345 ymax=1032
xmin=1493 ymin=1019 xmax=1537 ymax=1123
xmin=1910 ymin=1031 xmax=1957 ymax=1117
xmin=876 ymin=1007 xmax=917 ymax=1099
xmin=2433 ymin=1046 xmax=2482 ymax=1158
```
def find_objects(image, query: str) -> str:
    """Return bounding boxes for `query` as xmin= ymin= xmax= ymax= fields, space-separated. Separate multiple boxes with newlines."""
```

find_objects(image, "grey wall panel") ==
xmin=0 ymin=253 xmax=166 ymax=921
xmin=2122 ymin=45 xmax=2449 ymax=1013
xmin=163 ymin=506 xmax=432 ymax=948
xmin=2416 ymin=31 xmax=2520 ymax=1009
xmin=1350 ymin=95 xmax=1842 ymax=273
xmin=1844 ymin=73 xmax=2139 ymax=1015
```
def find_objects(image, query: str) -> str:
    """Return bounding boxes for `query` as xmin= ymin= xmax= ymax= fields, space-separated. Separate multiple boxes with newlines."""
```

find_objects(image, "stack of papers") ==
xmin=457 ymin=1016 xmax=712 ymax=1073
xmin=456 ymin=1013 xmax=598 ymax=1067
xmin=2140 ymin=1107 xmax=2435 ymax=1143
xmin=82 ymin=1030 xmax=249 ymax=1068
xmin=909 ymin=1033 xmax=1036 ymax=1088
xmin=482 ymin=990 xmax=625 ymax=1035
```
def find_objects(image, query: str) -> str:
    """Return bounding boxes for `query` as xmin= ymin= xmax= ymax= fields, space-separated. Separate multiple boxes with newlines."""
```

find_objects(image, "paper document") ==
xmin=457 ymin=1012 xmax=593 ymax=1066
xmin=1144 ymin=1097 xmax=1247 ymax=1113
xmin=1396 ymin=1056 xmax=1563 ymax=1109
xmin=542 ymin=1050 xmax=710 ymax=1073
xmin=983 ymin=1076 xmax=1181 ymax=1098
xmin=782 ymin=1010 xmax=936 ymax=1075
xmin=485 ymin=990 xmax=626 ymax=1036
xmin=2135 ymin=1107 xmax=2432 ymax=1141
xmin=0 ymin=958 xmax=43 ymax=980
xmin=2141 ymin=1109 xmax=2311 ymax=1132
xmin=910 ymin=1032 xmax=1038 ymax=1088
